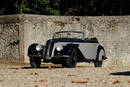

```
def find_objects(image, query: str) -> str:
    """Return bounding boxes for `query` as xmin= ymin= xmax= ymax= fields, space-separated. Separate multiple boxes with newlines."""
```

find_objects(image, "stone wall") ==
xmin=0 ymin=14 xmax=130 ymax=66
xmin=0 ymin=15 xmax=24 ymax=62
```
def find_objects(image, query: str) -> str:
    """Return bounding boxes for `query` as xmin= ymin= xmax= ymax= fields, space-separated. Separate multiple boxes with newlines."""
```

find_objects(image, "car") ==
xmin=28 ymin=31 xmax=107 ymax=68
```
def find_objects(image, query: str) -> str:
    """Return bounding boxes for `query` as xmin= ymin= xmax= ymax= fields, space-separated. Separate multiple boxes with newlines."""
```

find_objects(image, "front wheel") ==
xmin=29 ymin=57 xmax=41 ymax=68
xmin=62 ymin=49 xmax=77 ymax=68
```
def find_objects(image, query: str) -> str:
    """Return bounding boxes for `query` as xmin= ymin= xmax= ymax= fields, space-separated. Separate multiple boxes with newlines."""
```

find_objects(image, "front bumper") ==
xmin=50 ymin=55 xmax=70 ymax=64
xmin=28 ymin=54 xmax=43 ymax=58
xmin=52 ymin=55 xmax=70 ymax=58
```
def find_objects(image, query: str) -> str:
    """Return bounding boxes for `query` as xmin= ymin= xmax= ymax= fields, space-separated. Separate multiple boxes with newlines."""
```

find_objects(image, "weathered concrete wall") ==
xmin=0 ymin=15 xmax=24 ymax=62
xmin=0 ymin=14 xmax=130 ymax=66
xmin=23 ymin=15 xmax=130 ymax=66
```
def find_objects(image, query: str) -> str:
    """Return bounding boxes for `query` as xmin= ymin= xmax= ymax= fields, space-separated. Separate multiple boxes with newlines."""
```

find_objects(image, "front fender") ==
xmin=28 ymin=43 xmax=44 ymax=57
xmin=65 ymin=44 xmax=79 ymax=55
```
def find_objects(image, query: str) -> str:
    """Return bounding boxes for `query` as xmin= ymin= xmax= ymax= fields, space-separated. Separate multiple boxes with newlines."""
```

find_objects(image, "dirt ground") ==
xmin=0 ymin=63 xmax=130 ymax=87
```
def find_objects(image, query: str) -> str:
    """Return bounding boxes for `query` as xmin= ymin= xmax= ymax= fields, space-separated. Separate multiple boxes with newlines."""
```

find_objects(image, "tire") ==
xmin=94 ymin=61 xmax=103 ymax=67
xmin=62 ymin=62 xmax=68 ymax=67
xmin=29 ymin=57 xmax=41 ymax=68
xmin=94 ymin=47 xmax=105 ymax=67
xmin=62 ymin=49 xmax=77 ymax=68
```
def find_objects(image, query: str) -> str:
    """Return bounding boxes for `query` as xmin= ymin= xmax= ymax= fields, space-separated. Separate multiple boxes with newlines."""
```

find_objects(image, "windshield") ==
xmin=53 ymin=31 xmax=85 ymax=39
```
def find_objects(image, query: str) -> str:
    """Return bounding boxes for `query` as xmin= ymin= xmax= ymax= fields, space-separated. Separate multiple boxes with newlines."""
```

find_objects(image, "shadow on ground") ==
xmin=23 ymin=66 xmax=63 ymax=69
xmin=8 ymin=66 xmax=63 ymax=69
xmin=110 ymin=71 xmax=130 ymax=76
xmin=8 ymin=65 xmax=93 ymax=69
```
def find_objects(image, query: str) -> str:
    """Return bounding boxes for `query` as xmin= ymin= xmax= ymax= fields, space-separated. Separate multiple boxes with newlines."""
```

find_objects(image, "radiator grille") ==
xmin=44 ymin=40 xmax=54 ymax=57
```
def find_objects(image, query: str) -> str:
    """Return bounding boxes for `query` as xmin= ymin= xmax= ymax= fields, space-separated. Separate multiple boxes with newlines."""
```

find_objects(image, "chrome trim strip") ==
xmin=28 ymin=55 xmax=42 ymax=57
xmin=53 ymin=55 xmax=70 ymax=58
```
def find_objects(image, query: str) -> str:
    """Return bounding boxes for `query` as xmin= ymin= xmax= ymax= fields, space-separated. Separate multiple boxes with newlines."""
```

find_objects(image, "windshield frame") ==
xmin=53 ymin=31 xmax=85 ymax=40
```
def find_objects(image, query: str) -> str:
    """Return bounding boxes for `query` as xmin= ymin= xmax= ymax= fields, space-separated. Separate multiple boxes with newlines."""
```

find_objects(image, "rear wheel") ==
xmin=62 ymin=49 xmax=77 ymax=68
xmin=94 ymin=47 xmax=105 ymax=67
xmin=29 ymin=57 xmax=41 ymax=68
xmin=94 ymin=61 xmax=103 ymax=67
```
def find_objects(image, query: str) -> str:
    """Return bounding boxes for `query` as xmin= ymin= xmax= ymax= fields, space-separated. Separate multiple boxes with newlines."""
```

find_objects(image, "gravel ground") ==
xmin=0 ymin=63 xmax=130 ymax=87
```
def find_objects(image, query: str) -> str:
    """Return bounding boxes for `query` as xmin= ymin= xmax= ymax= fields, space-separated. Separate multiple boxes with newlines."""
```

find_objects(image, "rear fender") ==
xmin=96 ymin=45 xmax=106 ymax=61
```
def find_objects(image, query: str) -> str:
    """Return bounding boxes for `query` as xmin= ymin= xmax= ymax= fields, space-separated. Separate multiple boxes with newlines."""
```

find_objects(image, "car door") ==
xmin=79 ymin=42 xmax=99 ymax=60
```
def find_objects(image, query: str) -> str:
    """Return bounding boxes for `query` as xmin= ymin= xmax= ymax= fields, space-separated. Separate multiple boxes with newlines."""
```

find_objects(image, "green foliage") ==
xmin=15 ymin=0 xmax=31 ymax=14
xmin=0 ymin=8 xmax=5 ymax=15
xmin=45 ymin=7 xmax=60 ymax=15
xmin=8 ymin=37 xmax=20 ymax=46
xmin=0 ymin=0 xmax=130 ymax=15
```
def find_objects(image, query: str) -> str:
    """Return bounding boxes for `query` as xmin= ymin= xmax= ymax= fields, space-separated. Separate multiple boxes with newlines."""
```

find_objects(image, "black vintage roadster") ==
xmin=28 ymin=31 xmax=107 ymax=68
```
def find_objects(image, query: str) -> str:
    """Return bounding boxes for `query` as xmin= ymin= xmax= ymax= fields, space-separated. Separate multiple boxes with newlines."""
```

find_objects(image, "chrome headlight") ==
xmin=56 ymin=45 xmax=63 ymax=51
xmin=36 ymin=44 xmax=43 ymax=51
